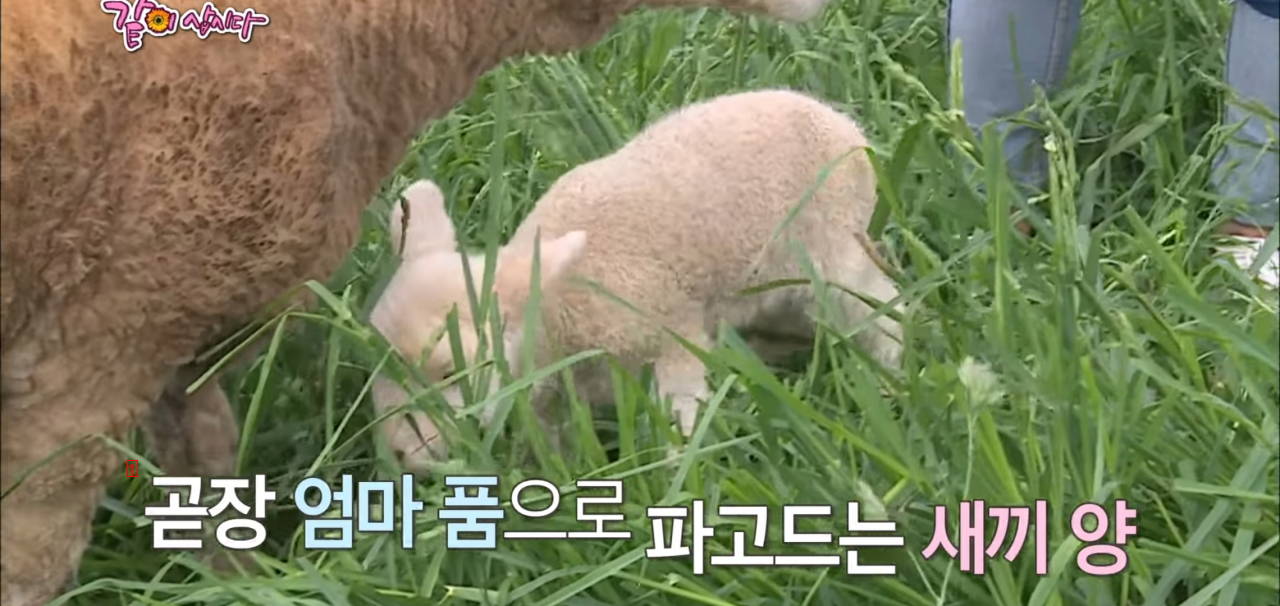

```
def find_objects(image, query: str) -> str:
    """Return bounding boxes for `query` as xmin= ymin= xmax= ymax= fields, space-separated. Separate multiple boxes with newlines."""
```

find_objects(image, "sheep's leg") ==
xmin=142 ymin=364 xmax=239 ymax=479
xmin=0 ymin=462 xmax=100 ymax=606
xmin=1 ymin=339 xmax=165 ymax=606
xmin=142 ymin=364 xmax=265 ymax=575
xmin=140 ymin=315 xmax=293 ymax=477
xmin=141 ymin=326 xmax=275 ymax=479
xmin=0 ymin=446 xmax=102 ymax=606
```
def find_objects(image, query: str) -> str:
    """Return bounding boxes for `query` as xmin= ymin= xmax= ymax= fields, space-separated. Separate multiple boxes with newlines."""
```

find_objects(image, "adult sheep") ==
xmin=0 ymin=0 xmax=830 ymax=604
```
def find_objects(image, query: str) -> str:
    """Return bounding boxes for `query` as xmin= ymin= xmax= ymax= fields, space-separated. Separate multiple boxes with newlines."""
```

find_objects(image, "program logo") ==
xmin=100 ymin=1 xmax=270 ymax=52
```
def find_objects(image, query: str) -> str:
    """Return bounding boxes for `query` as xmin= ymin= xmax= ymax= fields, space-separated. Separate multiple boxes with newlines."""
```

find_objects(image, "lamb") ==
xmin=369 ymin=89 xmax=903 ymax=472
xmin=0 ymin=0 xmax=831 ymax=603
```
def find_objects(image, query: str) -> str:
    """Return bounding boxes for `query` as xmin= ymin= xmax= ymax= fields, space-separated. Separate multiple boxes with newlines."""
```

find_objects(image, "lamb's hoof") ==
xmin=663 ymin=444 xmax=686 ymax=467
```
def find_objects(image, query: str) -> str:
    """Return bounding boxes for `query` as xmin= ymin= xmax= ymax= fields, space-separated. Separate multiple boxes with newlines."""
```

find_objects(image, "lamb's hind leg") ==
xmin=823 ymin=239 xmax=903 ymax=370
xmin=1 ymin=335 xmax=167 ymax=606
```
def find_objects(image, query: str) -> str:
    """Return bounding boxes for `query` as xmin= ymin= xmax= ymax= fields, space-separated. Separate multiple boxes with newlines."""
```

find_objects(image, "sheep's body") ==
xmin=0 ymin=0 xmax=828 ymax=603
xmin=372 ymin=89 xmax=901 ymax=471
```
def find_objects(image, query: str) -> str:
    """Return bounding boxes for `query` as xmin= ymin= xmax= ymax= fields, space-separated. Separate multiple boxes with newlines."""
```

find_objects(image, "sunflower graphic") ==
xmin=144 ymin=8 xmax=171 ymax=34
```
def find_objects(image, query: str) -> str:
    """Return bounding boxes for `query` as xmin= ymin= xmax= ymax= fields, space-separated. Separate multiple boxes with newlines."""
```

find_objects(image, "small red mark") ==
xmin=125 ymin=459 xmax=140 ymax=478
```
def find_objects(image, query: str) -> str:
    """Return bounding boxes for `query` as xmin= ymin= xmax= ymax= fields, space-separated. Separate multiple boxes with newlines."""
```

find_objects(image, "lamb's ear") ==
xmin=389 ymin=180 xmax=456 ymax=260
xmin=495 ymin=231 xmax=587 ymax=317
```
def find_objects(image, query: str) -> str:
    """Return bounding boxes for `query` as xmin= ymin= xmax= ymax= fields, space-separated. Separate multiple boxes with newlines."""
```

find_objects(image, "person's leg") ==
xmin=1214 ymin=0 xmax=1279 ymax=287
xmin=948 ymin=0 xmax=1086 ymax=232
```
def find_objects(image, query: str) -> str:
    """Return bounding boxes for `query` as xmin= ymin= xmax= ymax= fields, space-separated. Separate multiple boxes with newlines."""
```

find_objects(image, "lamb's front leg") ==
xmin=825 ymin=244 xmax=904 ymax=371
xmin=371 ymin=374 xmax=450 ymax=473
xmin=373 ymin=371 xmax=517 ymax=472
xmin=652 ymin=328 xmax=713 ymax=457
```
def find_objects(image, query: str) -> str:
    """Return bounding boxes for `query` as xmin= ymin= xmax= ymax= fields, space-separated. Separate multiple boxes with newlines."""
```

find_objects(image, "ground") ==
xmin=64 ymin=0 xmax=1278 ymax=604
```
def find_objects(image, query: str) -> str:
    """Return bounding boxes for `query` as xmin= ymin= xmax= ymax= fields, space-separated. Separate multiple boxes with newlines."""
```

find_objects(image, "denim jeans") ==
xmin=947 ymin=0 xmax=1279 ymax=227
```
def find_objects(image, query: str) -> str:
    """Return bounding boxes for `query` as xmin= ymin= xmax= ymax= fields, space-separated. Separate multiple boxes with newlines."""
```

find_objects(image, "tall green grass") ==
xmin=68 ymin=0 xmax=1277 ymax=604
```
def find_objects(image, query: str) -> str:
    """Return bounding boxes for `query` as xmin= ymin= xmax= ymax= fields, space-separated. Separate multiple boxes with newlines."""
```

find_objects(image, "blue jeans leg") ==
xmin=946 ymin=0 xmax=1084 ymax=194
xmin=1239 ymin=0 xmax=1278 ymax=19
xmin=1214 ymin=0 xmax=1280 ymax=228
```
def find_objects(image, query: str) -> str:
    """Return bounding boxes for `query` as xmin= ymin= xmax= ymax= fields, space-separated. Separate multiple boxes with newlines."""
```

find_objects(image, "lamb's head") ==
xmin=373 ymin=180 xmax=587 ymax=412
